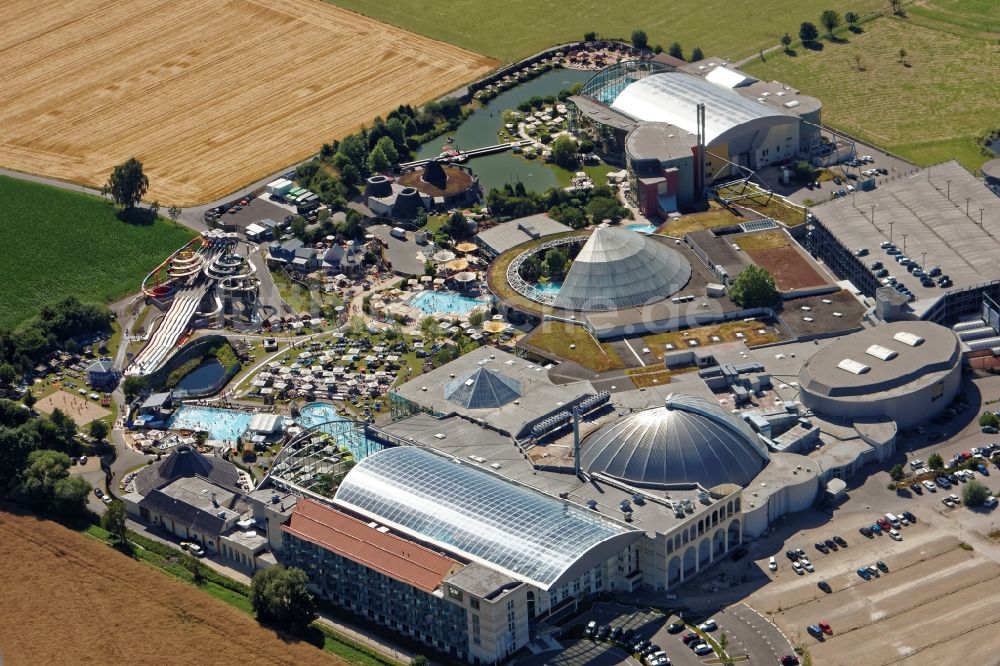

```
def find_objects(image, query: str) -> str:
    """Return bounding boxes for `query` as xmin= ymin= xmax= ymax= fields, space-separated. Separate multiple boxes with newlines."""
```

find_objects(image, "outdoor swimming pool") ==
xmin=533 ymin=281 xmax=562 ymax=294
xmin=295 ymin=402 xmax=380 ymax=461
xmin=409 ymin=290 xmax=487 ymax=315
xmin=626 ymin=223 xmax=658 ymax=234
xmin=167 ymin=404 xmax=253 ymax=442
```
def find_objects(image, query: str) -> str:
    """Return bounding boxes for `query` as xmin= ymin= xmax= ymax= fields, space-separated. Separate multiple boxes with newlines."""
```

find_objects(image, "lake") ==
xmin=416 ymin=68 xmax=594 ymax=192
xmin=175 ymin=358 xmax=227 ymax=393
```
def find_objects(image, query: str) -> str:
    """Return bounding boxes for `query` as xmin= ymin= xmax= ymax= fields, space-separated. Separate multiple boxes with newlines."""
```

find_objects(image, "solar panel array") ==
xmin=335 ymin=447 xmax=636 ymax=589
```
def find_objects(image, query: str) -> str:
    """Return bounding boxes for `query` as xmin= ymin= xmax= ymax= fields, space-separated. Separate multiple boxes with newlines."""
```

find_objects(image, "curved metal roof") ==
xmin=334 ymin=447 xmax=640 ymax=590
xmin=553 ymin=226 xmax=691 ymax=311
xmin=610 ymin=71 xmax=795 ymax=143
xmin=581 ymin=394 xmax=769 ymax=488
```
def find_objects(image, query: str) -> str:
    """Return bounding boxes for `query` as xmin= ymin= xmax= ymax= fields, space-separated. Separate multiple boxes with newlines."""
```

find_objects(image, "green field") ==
xmin=0 ymin=176 xmax=194 ymax=330
xmin=745 ymin=6 xmax=1000 ymax=170
xmin=326 ymin=0 xmax=885 ymax=63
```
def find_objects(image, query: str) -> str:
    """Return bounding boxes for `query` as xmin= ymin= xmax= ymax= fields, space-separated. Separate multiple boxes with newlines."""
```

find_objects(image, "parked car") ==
xmin=910 ymin=482 xmax=923 ymax=495
xmin=585 ymin=621 xmax=597 ymax=637
xmin=786 ymin=549 xmax=799 ymax=561
xmin=807 ymin=625 xmax=824 ymax=639
xmin=694 ymin=644 xmax=714 ymax=656
xmin=922 ymin=479 xmax=937 ymax=492
xmin=815 ymin=542 xmax=829 ymax=554
xmin=800 ymin=558 xmax=814 ymax=572
xmin=943 ymin=496 xmax=956 ymax=508
xmin=699 ymin=619 xmax=717 ymax=632
xmin=682 ymin=632 xmax=700 ymax=644
xmin=94 ymin=488 xmax=104 ymax=499
xmin=824 ymin=538 xmax=838 ymax=551
xmin=877 ymin=517 xmax=891 ymax=531
xmin=818 ymin=622 xmax=833 ymax=635
xmin=985 ymin=496 xmax=998 ymax=508
xmin=769 ymin=556 xmax=777 ymax=571
xmin=102 ymin=495 xmax=112 ymax=505
xmin=596 ymin=625 xmax=610 ymax=640
xmin=870 ymin=523 xmax=882 ymax=535
xmin=867 ymin=565 xmax=881 ymax=578
xmin=818 ymin=580 xmax=832 ymax=593
xmin=781 ymin=656 xmax=801 ymax=666
xmin=876 ymin=560 xmax=889 ymax=573
xmin=609 ymin=626 xmax=623 ymax=641
xmin=859 ymin=526 xmax=873 ymax=538
xmin=935 ymin=477 xmax=952 ymax=489
xmin=189 ymin=544 xmax=205 ymax=557
xmin=902 ymin=510 xmax=916 ymax=523
xmin=667 ymin=622 xmax=685 ymax=634
xmin=792 ymin=561 xmax=804 ymax=575
xmin=833 ymin=535 xmax=847 ymax=547
xmin=632 ymin=639 xmax=651 ymax=652
xmin=857 ymin=567 xmax=872 ymax=580
xmin=889 ymin=529 xmax=902 ymax=541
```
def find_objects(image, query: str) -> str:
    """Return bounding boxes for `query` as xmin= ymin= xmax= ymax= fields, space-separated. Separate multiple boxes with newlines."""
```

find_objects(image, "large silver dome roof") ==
xmin=581 ymin=394 xmax=768 ymax=488
xmin=553 ymin=226 xmax=691 ymax=311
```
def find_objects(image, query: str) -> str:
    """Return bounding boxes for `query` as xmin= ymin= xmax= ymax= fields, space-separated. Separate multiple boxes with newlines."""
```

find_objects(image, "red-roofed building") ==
xmin=281 ymin=499 xmax=473 ymax=661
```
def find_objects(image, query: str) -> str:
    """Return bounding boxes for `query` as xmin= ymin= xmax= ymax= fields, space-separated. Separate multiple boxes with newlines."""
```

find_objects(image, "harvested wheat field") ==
xmin=0 ymin=0 xmax=493 ymax=206
xmin=0 ymin=509 xmax=343 ymax=665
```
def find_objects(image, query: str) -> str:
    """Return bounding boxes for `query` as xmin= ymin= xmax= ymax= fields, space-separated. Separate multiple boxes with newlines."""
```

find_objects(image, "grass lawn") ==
xmin=0 ymin=176 xmax=194 ymax=330
xmin=521 ymin=320 xmax=624 ymax=372
xmin=656 ymin=204 xmax=742 ymax=237
xmin=325 ymin=0 xmax=885 ymax=63
xmin=487 ymin=229 xmax=588 ymax=315
xmin=736 ymin=230 xmax=790 ymax=251
xmin=550 ymin=159 xmax=619 ymax=188
xmin=642 ymin=320 xmax=779 ymax=362
xmin=744 ymin=12 xmax=1000 ymax=171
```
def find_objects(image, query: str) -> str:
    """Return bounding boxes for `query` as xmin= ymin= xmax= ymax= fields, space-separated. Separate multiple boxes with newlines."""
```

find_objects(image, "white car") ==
xmin=985 ymin=496 xmax=998 ymax=508
xmin=922 ymin=480 xmax=937 ymax=492
xmin=910 ymin=459 xmax=924 ymax=469
xmin=800 ymin=558 xmax=814 ymax=573
xmin=769 ymin=556 xmax=777 ymax=572
xmin=189 ymin=544 xmax=205 ymax=557
xmin=846 ymin=184 xmax=856 ymax=193
xmin=948 ymin=494 xmax=961 ymax=505
xmin=792 ymin=561 xmax=804 ymax=575
xmin=699 ymin=619 xmax=717 ymax=632
xmin=942 ymin=496 xmax=955 ymax=508
xmin=888 ymin=529 xmax=902 ymax=541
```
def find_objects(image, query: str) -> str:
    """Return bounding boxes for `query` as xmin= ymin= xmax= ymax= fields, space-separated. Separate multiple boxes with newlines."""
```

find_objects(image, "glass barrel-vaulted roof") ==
xmin=334 ymin=447 xmax=641 ymax=590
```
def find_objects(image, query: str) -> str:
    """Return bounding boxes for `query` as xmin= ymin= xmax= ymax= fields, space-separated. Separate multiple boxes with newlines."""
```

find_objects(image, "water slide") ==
xmin=126 ymin=283 xmax=210 ymax=375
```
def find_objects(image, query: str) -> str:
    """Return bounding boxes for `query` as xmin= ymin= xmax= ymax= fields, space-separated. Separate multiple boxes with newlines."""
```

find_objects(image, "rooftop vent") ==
xmin=838 ymin=358 xmax=871 ymax=375
xmin=865 ymin=344 xmax=898 ymax=361
xmin=893 ymin=331 xmax=924 ymax=347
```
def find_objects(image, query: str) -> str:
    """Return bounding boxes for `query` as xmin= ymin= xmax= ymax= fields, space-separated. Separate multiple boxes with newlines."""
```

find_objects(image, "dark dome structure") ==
xmin=553 ymin=226 xmax=691 ymax=311
xmin=581 ymin=394 xmax=768 ymax=488
xmin=392 ymin=187 xmax=423 ymax=219
xmin=364 ymin=174 xmax=392 ymax=199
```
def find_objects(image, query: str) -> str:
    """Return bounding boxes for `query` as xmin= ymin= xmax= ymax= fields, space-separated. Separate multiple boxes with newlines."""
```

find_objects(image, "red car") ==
xmin=682 ymin=631 xmax=700 ymax=644
xmin=877 ymin=517 xmax=891 ymax=531
xmin=781 ymin=657 xmax=800 ymax=666
xmin=818 ymin=621 xmax=833 ymax=635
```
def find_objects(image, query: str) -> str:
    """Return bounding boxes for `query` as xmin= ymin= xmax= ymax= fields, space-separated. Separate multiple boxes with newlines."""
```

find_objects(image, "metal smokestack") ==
xmin=573 ymin=407 xmax=582 ymax=480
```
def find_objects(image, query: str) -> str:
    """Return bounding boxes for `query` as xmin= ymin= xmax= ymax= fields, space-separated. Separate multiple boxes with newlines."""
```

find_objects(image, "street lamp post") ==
xmin=889 ymin=220 xmax=895 ymax=243
xmin=946 ymin=179 xmax=951 ymax=200
xmin=871 ymin=204 xmax=875 ymax=223
xmin=902 ymin=233 xmax=908 ymax=254
xmin=922 ymin=251 xmax=927 ymax=269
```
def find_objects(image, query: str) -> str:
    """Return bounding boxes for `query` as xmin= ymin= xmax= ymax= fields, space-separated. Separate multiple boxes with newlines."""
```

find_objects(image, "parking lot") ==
xmin=745 ymin=451 xmax=1000 ymax=664
xmin=557 ymin=601 xmax=795 ymax=666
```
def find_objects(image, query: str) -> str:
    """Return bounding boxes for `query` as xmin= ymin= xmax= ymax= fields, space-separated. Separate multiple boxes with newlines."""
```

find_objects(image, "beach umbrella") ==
xmin=433 ymin=250 xmax=456 ymax=262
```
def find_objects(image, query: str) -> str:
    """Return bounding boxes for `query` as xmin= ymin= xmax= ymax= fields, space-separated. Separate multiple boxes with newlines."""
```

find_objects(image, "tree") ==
xmin=184 ymin=555 xmax=206 ymax=584
xmin=668 ymin=42 xmax=684 ymax=60
xmin=898 ymin=48 xmax=907 ymax=63
xmin=928 ymin=453 xmax=944 ymax=471
xmin=105 ymin=158 xmax=149 ymax=209
xmin=585 ymin=196 xmax=627 ymax=224
xmin=631 ymin=30 xmax=648 ymax=50
xmin=367 ymin=146 xmax=390 ymax=174
xmin=584 ymin=31 xmax=597 ymax=42
xmin=890 ymin=0 xmax=901 ymax=14
xmin=690 ymin=46 xmax=704 ymax=62
xmin=889 ymin=464 xmax=906 ymax=482
xmin=420 ymin=316 xmax=443 ymax=345
xmin=101 ymin=499 xmax=128 ymax=544
xmin=167 ymin=205 xmax=183 ymax=224
xmin=963 ymin=479 xmax=990 ymax=506
xmin=468 ymin=310 xmax=485 ymax=328
xmin=820 ymin=10 xmax=841 ymax=38
xmin=150 ymin=200 xmax=161 ymax=218
xmin=0 ymin=362 xmax=16 ymax=387
xmin=979 ymin=412 xmax=999 ymax=429
xmin=88 ymin=419 xmax=109 ymax=442
xmin=781 ymin=33 xmax=793 ymax=52
xmin=250 ymin=565 xmax=317 ymax=633
xmin=543 ymin=247 xmax=569 ymax=277
xmin=729 ymin=266 xmax=779 ymax=308
xmin=443 ymin=211 xmax=471 ymax=239
xmin=550 ymin=135 xmax=579 ymax=169
xmin=121 ymin=375 xmax=147 ymax=401
xmin=799 ymin=22 xmax=820 ymax=44
xmin=374 ymin=136 xmax=399 ymax=166
xmin=845 ymin=11 xmax=859 ymax=28
xmin=23 ymin=390 xmax=37 ymax=410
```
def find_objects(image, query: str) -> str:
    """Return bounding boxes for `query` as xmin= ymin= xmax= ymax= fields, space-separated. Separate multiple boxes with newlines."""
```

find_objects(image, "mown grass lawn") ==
xmin=521 ymin=320 xmax=624 ymax=372
xmin=0 ymin=176 xmax=194 ymax=330
xmin=745 ymin=12 xmax=1000 ymax=171
xmin=325 ymin=0 xmax=885 ymax=63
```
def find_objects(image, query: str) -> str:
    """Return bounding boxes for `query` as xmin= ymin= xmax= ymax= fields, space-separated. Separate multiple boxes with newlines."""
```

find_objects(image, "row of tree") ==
xmin=582 ymin=30 xmax=704 ymax=62
xmin=485 ymin=182 xmax=629 ymax=228
xmin=0 ymin=296 xmax=113 ymax=378
xmin=783 ymin=9 xmax=864 ymax=51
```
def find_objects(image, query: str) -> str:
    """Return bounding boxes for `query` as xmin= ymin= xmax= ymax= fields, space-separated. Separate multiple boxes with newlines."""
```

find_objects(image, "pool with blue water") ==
xmin=295 ymin=402 xmax=380 ymax=461
xmin=167 ymin=404 xmax=253 ymax=442
xmin=626 ymin=223 xmax=658 ymax=234
xmin=533 ymin=281 xmax=562 ymax=294
xmin=409 ymin=290 xmax=487 ymax=315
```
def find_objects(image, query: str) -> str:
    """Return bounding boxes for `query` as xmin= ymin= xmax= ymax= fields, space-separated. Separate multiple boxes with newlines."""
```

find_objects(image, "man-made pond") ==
xmin=626 ymin=223 xmax=658 ymax=234
xmin=416 ymin=68 xmax=594 ymax=192
xmin=174 ymin=358 xmax=227 ymax=393
xmin=167 ymin=404 xmax=253 ymax=442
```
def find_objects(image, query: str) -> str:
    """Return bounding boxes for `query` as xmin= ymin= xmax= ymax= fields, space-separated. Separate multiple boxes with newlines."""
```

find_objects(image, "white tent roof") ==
xmin=249 ymin=413 xmax=282 ymax=434
xmin=705 ymin=65 xmax=755 ymax=89
xmin=611 ymin=71 xmax=792 ymax=143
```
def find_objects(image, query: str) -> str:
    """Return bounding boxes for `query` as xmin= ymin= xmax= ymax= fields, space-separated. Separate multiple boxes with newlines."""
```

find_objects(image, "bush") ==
xmin=963 ymin=479 xmax=990 ymax=506
xmin=979 ymin=412 xmax=999 ymax=428
xmin=729 ymin=266 xmax=779 ymax=308
xmin=928 ymin=453 xmax=944 ymax=470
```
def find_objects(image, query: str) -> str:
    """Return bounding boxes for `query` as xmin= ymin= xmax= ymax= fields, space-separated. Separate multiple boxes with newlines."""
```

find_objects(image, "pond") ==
xmin=626 ymin=223 xmax=658 ymax=234
xmin=416 ymin=68 xmax=594 ymax=192
xmin=174 ymin=358 xmax=227 ymax=393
